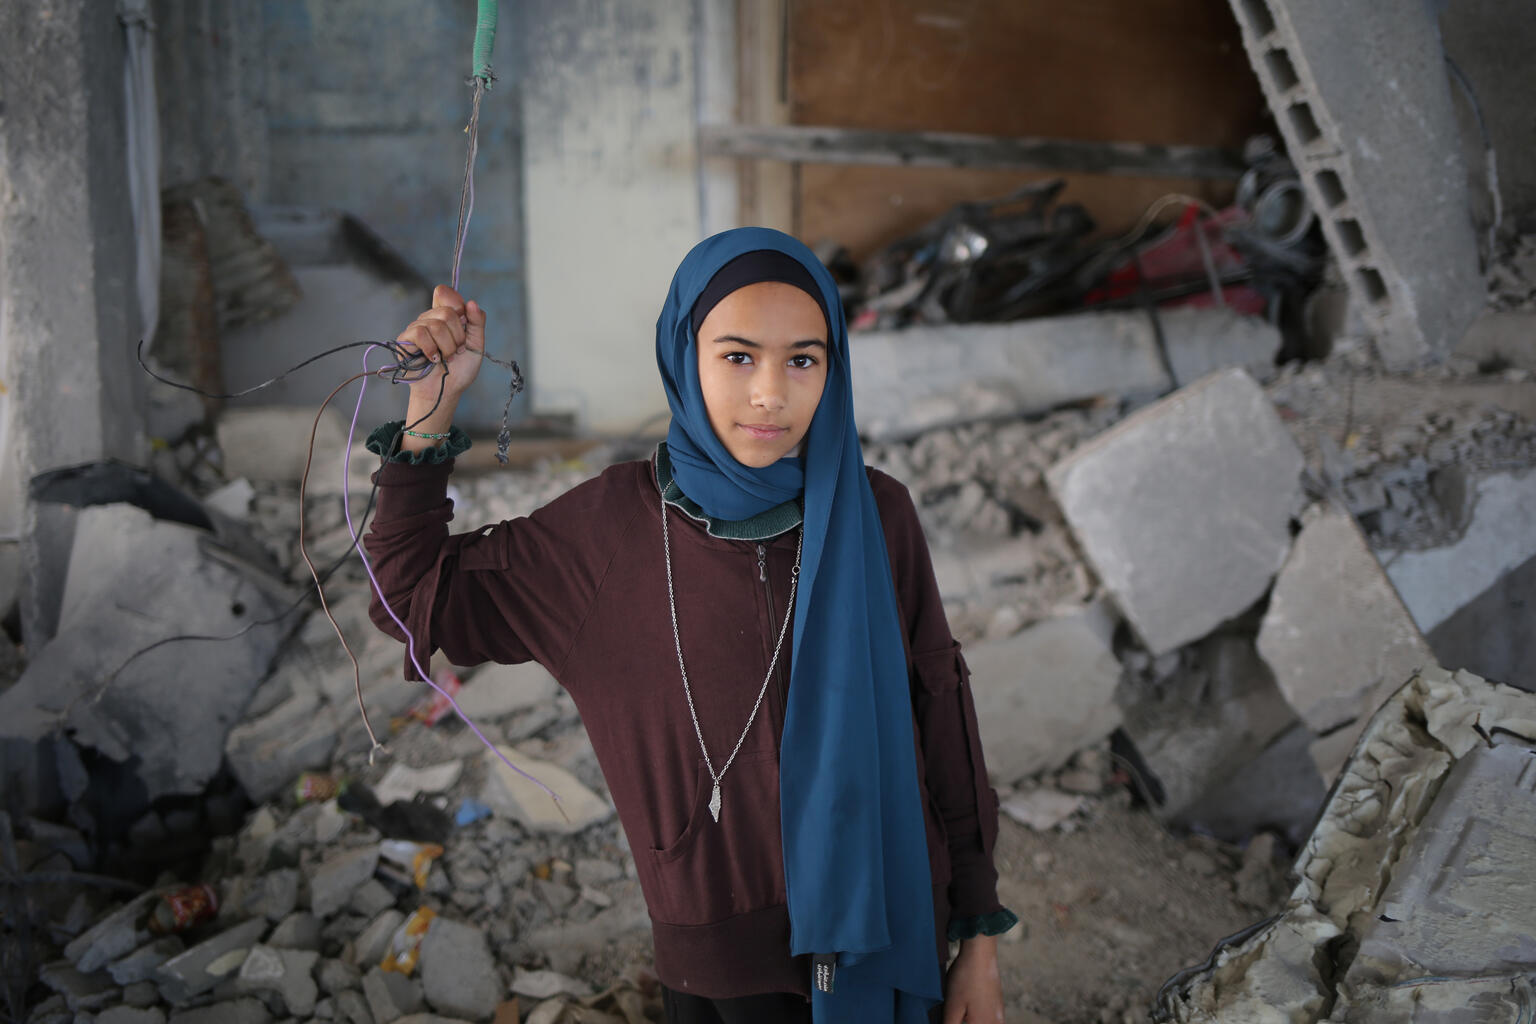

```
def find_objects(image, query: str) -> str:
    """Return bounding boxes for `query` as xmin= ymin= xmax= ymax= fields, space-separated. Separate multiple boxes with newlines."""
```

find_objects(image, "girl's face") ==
xmin=695 ymin=281 xmax=829 ymax=468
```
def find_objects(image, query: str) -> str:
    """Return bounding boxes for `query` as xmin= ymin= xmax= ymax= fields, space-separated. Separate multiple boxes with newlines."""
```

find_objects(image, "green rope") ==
xmin=472 ymin=0 xmax=497 ymax=83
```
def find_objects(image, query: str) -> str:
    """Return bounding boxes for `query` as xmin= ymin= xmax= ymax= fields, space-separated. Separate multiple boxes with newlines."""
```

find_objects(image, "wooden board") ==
xmin=784 ymin=0 xmax=1267 ymax=256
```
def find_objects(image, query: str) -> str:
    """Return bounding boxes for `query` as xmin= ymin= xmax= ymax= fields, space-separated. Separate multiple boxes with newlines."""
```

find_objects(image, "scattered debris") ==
xmin=1156 ymin=666 xmax=1536 ymax=1023
xmin=0 ymin=502 xmax=291 ymax=822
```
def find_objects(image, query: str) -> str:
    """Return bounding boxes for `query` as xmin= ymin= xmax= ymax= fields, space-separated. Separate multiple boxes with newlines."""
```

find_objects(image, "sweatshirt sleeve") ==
xmin=361 ymin=445 xmax=632 ymax=682
xmin=869 ymin=470 xmax=1011 ymax=931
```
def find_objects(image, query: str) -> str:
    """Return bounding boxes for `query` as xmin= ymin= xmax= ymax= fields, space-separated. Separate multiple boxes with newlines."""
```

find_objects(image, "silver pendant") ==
xmin=709 ymin=782 xmax=722 ymax=822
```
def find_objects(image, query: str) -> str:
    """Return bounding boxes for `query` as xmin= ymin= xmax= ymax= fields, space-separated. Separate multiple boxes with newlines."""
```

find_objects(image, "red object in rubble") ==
xmin=406 ymin=668 xmax=463 ymax=727
xmin=147 ymin=883 xmax=219 ymax=934
xmin=1084 ymin=203 xmax=1266 ymax=315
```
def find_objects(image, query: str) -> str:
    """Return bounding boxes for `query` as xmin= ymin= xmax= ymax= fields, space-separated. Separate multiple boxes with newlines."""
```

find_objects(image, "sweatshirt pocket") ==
xmin=646 ymin=751 xmax=786 ymax=926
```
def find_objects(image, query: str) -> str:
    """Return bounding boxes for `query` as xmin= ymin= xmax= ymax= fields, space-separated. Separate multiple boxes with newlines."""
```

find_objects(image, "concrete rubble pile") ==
xmin=1155 ymin=666 xmax=1536 ymax=1024
xmin=21 ymin=659 xmax=660 ymax=1024
xmin=858 ymin=332 xmax=1535 ymax=846
xmin=10 ymin=245 xmax=1536 ymax=1017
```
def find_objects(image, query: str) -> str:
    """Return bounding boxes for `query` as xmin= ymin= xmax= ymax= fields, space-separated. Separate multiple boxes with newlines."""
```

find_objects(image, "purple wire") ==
xmin=341 ymin=347 xmax=562 ymax=807
xmin=450 ymin=81 xmax=483 ymax=292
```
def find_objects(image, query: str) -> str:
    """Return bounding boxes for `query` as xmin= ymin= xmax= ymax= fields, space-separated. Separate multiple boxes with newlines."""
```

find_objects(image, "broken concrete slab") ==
xmin=1258 ymin=504 xmax=1435 ymax=750
xmin=224 ymin=688 xmax=341 ymax=805
xmin=850 ymin=307 xmax=1281 ymax=441
xmin=1170 ymin=723 xmax=1328 ymax=848
xmin=1426 ymin=550 xmax=1536 ymax=693
xmin=236 ymin=943 xmax=320 ymax=1017
xmin=39 ymin=959 xmax=121 ymax=1012
xmin=154 ymin=916 xmax=267 ymax=1004
xmin=1383 ymin=469 xmax=1536 ymax=635
xmin=351 ymin=908 xmax=406 ymax=969
xmin=107 ymin=937 xmax=185 ymax=986
xmin=0 ymin=504 xmax=290 ymax=813
xmin=364 ymin=964 xmax=426 ymax=1021
xmin=418 ymin=917 xmax=501 ymax=1021
xmin=966 ymin=602 xmax=1122 ymax=785
xmin=308 ymin=845 xmax=381 ymax=919
xmin=480 ymin=746 xmax=613 ymax=834
xmin=456 ymin=660 xmax=559 ymax=720
xmin=1047 ymin=368 xmax=1305 ymax=655
xmin=1337 ymin=737 xmax=1536 ymax=1018
xmin=66 ymin=891 xmax=157 ymax=973
xmin=266 ymin=911 xmax=321 ymax=952
xmin=242 ymin=869 xmax=301 ymax=923
xmin=1158 ymin=666 xmax=1536 ymax=1023
xmin=1118 ymin=632 xmax=1304 ymax=821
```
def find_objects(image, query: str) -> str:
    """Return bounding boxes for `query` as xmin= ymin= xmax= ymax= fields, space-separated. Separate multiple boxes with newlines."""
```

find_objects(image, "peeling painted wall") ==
xmin=517 ymin=0 xmax=703 ymax=434
xmin=0 ymin=1 xmax=147 ymax=641
xmin=258 ymin=0 xmax=528 ymax=430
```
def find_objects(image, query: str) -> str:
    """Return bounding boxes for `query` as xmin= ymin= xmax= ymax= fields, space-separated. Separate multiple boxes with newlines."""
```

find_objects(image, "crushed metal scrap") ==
xmin=1154 ymin=664 xmax=1536 ymax=1024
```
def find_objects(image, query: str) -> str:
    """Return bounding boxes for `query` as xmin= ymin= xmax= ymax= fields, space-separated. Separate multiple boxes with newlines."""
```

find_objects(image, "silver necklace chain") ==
xmin=661 ymin=497 xmax=802 ymax=822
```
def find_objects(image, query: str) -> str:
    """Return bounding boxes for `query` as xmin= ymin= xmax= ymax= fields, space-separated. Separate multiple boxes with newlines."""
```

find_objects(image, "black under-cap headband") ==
xmin=689 ymin=249 xmax=831 ymax=339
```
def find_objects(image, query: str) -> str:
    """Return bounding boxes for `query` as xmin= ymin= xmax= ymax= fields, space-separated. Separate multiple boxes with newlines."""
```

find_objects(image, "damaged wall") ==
xmin=517 ymin=0 xmax=702 ymax=434
xmin=151 ymin=0 xmax=528 ymax=432
xmin=0 ymin=1 xmax=148 ymax=645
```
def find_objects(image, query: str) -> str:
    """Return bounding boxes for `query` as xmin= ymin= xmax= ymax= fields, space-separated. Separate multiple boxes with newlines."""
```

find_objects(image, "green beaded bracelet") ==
xmin=403 ymin=428 xmax=451 ymax=440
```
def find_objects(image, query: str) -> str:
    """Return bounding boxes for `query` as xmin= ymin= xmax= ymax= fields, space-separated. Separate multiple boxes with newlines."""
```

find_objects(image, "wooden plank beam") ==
xmin=701 ymin=123 xmax=1245 ymax=180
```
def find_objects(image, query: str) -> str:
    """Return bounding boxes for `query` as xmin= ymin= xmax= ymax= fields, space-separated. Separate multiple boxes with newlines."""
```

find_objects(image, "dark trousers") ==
xmin=661 ymin=985 xmax=946 ymax=1023
xmin=662 ymin=985 xmax=813 ymax=1023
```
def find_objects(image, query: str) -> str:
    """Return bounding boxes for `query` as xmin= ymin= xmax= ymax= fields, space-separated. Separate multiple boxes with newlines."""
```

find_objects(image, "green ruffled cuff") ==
xmin=365 ymin=420 xmax=473 ymax=465
xmin=948 ymin=907 xmax=1019 ymax=942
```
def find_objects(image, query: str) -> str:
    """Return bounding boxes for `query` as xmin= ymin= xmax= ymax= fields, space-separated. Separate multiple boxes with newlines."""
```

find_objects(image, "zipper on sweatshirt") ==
xmin=759 ymin=542 xmax=790 ymax=744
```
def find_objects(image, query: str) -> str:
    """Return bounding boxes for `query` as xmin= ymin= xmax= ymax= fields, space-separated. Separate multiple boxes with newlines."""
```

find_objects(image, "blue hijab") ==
xmin=656 ymin=228 xmax=942 ymax=1022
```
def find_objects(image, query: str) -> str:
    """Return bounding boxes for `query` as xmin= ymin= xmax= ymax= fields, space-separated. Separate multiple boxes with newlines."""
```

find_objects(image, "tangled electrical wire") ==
xmin=123 ymin=40 xmax=565 ymax=816
xmin=132 ymin=331 xmax=562 ymax=817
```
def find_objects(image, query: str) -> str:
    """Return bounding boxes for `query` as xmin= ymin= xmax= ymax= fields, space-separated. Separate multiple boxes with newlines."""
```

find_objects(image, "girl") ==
xmin=365 ymin=228 xmax=1015 ymax=1023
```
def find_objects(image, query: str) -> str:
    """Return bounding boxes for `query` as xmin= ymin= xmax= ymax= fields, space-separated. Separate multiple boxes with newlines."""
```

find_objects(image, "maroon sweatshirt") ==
xmin=363 ymin=450 xmax=1004 ymax=999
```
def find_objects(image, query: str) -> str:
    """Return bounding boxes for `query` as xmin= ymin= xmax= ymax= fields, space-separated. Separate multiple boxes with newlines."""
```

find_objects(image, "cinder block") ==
xmin=1258 ymin=504 xmax=1435 ymax=742
xmin=1047 ymin=369 xmax=1304 ymax=655
xmin=1228 ymin=0 xmax=1484 ymax=366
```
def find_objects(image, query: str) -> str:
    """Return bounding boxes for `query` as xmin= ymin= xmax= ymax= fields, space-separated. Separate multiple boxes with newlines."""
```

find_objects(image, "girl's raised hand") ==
xmin=396 ymin=284 xmax=487 ymax=400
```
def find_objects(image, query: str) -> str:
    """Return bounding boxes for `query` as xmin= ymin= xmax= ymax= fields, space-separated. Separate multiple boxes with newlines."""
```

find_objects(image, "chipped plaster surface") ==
xmin=1161 ymin=666 xmax=1536 ymax=1023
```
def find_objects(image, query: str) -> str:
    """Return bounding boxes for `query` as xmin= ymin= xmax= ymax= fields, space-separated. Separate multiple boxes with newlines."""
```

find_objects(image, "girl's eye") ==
xmin=725 ymin=352 xmax=753 ymax=365
xmin=789 ymin=355 xmax=818 ymax=369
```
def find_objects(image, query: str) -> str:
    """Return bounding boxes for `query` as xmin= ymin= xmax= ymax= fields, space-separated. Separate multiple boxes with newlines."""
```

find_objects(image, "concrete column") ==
xmin=0 ymin=0 xmax=147 ymax=644
xmin=1228 ymin=0 xmax=1485 ymax=367
xmin=517 ymin=0 xmax=702 ymax=434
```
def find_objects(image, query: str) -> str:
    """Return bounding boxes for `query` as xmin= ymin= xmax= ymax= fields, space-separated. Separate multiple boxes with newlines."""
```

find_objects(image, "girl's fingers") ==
xmin=424 ymin=309 xmax=467 ymax=352
xmin=396 ymin=324 xmax=439 ymax=364
xmin=432 ymin=283 xmax=466 ymax=312
xmin=419 ymin=318 xmax=457 ymax=359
